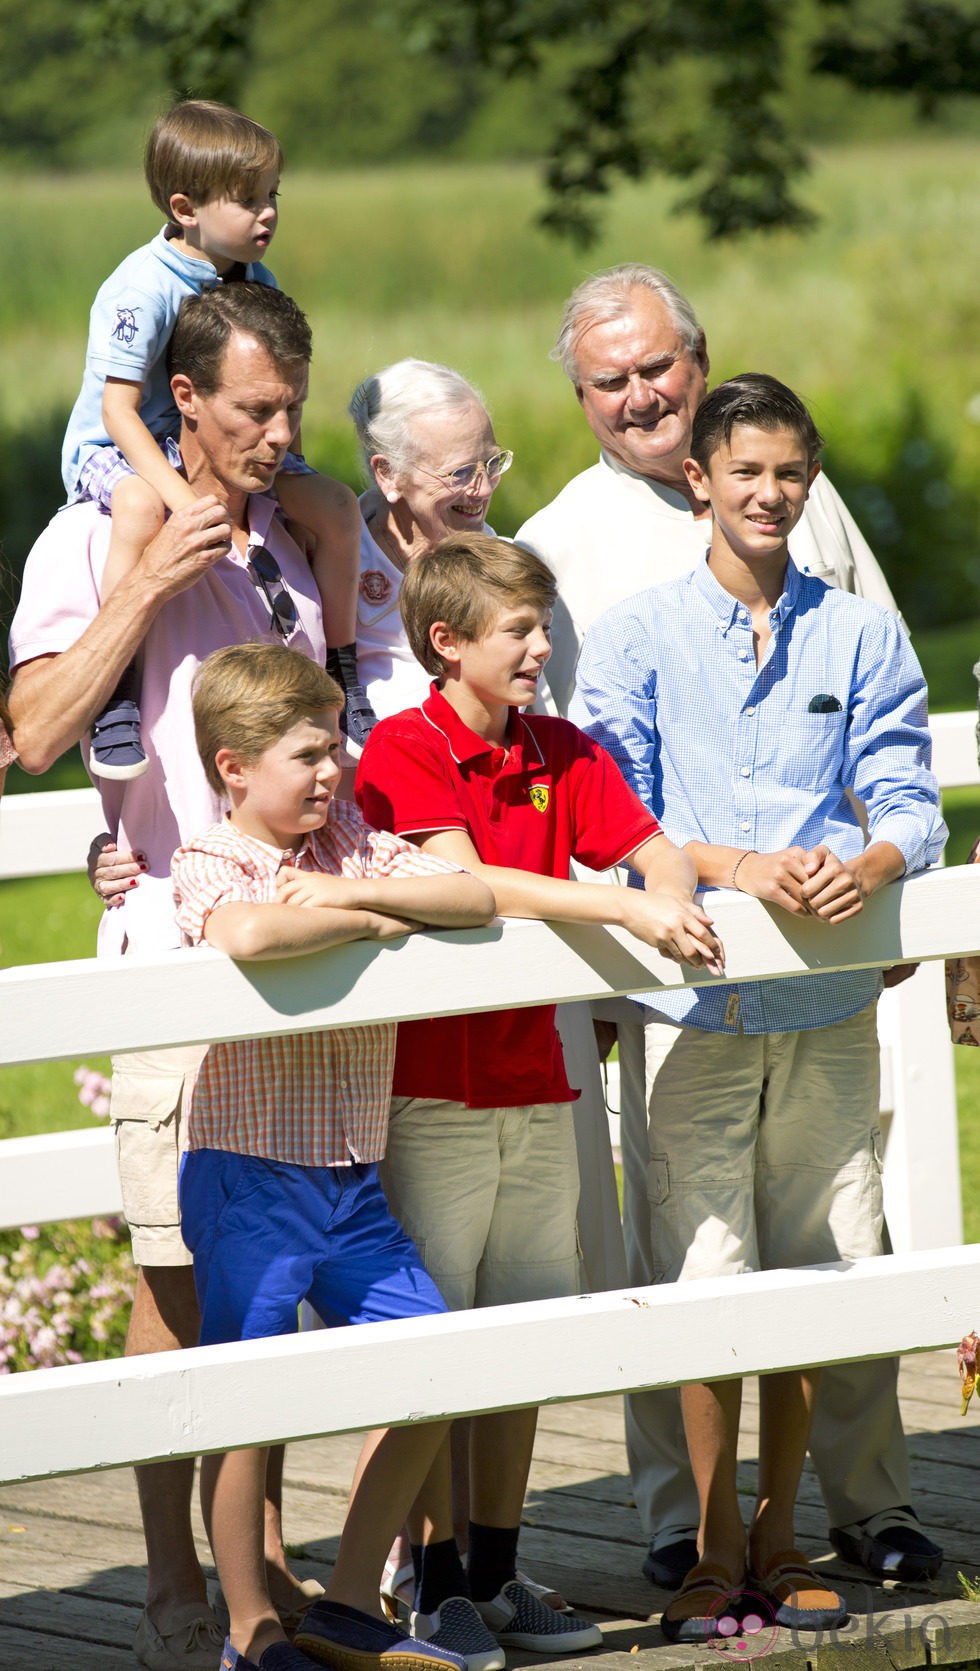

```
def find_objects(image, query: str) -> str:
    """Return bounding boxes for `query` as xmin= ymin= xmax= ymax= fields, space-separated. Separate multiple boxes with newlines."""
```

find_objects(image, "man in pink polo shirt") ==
xmin=8 ymin=282 xmax=325 ymax=1671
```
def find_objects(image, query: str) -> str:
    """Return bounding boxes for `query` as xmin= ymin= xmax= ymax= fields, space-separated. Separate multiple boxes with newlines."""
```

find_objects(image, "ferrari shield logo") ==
xmin=529 ymin=784 xmax=550 ymax=814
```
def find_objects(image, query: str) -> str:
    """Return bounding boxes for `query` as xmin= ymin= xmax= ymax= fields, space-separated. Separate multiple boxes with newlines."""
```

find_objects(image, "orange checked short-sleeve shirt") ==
xmin=172 ymin=799 xmax=462 ymax=1166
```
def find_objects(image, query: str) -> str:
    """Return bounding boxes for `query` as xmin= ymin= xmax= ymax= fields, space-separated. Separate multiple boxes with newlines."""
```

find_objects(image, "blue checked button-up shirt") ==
xmin=570 ymin=555 xmax=947 ymax=1033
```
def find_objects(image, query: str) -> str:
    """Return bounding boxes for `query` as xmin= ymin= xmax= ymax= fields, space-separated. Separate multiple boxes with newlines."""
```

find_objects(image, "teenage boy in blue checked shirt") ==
xmin=571 ymin=373 xmax=946 ymax=1645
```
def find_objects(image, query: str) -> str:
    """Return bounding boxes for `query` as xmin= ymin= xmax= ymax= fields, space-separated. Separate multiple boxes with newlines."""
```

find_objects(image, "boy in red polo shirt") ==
xmin=350 ymin=533 xmax=724 ymax=1669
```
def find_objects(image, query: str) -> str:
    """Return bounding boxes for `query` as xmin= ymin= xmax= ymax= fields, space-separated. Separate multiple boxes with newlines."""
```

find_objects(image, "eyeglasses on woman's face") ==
xmin=415 ymin=450 xmax=514 ymax=493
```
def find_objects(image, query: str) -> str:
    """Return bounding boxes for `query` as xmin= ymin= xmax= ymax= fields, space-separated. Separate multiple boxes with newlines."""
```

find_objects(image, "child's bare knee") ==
xmin=111 ymin=474 xmax=167 ymax=538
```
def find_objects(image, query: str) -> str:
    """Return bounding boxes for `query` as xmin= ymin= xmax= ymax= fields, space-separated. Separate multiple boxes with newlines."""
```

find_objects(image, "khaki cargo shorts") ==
xmin=110 ymin=1044 xmax=207 ymax=1267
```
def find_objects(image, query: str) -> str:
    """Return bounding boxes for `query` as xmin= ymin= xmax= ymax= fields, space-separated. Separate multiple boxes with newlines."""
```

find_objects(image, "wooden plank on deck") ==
xmin=1 ymin=1352 xmax=979 ymax=1671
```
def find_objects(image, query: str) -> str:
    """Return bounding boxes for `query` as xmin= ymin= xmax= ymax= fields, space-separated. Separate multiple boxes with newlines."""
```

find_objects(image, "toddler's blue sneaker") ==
xmin=90 ymin=697 xmax=149 ymax=780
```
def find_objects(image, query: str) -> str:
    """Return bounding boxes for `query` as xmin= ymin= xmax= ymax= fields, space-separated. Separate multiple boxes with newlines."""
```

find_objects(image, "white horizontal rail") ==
xmin=0 ymin=1127 xmax=121 ymax=1230
xmin=1 ymin=707 xmax=975 ymax=884
xmin=1 ymin=767 xmax=977 ymax=1492
xmin=3 ymin=866 xmax=979 ymax=1068
xmin=0 ymin=786 xmax=105 ymax=879
xmin=1 ymin=1245 xmax=977 ymax=1487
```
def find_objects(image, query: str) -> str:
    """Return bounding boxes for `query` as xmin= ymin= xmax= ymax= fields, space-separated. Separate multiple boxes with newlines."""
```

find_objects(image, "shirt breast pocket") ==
xmin=772 ymin=705 xmax=848 ymax=789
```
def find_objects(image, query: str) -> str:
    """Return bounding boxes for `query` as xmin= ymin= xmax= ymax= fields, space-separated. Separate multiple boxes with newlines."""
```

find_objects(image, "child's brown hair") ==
xmin=145 ymin=100 xmax=283 ymax=220
xmin=192 ymin=643 xmax=342 ymax=795
xmin=400 ymin=533 xmax=557 ymax=677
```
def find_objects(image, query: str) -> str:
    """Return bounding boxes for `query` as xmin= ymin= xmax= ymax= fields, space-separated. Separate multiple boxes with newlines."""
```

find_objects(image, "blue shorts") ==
xmin=178 ymin=1149 xmax=446 ymax=1346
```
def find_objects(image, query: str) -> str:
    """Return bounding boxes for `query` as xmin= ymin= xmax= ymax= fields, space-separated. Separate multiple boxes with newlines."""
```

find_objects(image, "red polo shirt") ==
xmin=355 ymin=683 xmax=662 ymax=1107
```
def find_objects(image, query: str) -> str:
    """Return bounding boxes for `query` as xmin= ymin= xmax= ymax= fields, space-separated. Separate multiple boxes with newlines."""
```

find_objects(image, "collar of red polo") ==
xmin=420 ymin=681 xmax=545 ymax=770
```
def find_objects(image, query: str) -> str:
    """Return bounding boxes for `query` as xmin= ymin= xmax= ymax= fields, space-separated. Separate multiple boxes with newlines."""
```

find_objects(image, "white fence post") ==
xmin=878 ymin=960 xmax=964 ymax=1251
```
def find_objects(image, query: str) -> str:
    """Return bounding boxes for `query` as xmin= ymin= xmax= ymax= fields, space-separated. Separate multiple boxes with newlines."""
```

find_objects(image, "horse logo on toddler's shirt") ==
xmin=111 ymin=307 xmax=139 ymax=345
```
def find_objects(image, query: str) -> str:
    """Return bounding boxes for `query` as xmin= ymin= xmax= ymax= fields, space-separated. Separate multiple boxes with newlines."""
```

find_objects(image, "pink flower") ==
xmin=75 ymin=1066 xmax=112 ymax=1119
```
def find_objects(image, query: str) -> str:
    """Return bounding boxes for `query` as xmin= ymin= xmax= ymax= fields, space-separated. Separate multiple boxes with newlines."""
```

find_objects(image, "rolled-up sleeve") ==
xmin=845 ymin=611 xmax=947 ymax=873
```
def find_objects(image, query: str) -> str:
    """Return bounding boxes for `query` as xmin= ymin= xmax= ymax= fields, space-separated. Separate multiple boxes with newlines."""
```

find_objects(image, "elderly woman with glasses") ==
xmin=348 ymin=358 xmax=511 ymax=728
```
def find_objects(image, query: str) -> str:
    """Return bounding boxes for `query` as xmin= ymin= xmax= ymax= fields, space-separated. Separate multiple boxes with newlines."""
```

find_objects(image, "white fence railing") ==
xmin=4 ymin=708 xmax=977 ymax=1248
xmin=1 ymin=861 xmax=980 ymax=1483
xmin=0 ymin=711 xmax=978 ymax=1490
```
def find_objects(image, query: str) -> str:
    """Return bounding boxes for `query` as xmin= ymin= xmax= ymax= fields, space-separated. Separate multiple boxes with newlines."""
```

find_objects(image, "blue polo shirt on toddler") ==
xmin=62 ymin=228 xmax=277 ymax=499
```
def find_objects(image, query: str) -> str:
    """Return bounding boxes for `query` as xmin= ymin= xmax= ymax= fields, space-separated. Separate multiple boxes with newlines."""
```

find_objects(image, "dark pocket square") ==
xmin=808 ymin=693 xmax=842 ymax=713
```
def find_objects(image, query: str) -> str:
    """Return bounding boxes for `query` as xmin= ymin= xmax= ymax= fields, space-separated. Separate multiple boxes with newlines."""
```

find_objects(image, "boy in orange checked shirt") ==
xmin=170 ymin=641 xmax=493 ymax=1671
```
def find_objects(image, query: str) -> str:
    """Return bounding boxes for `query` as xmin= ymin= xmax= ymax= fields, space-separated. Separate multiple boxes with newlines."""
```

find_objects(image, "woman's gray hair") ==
xmin=348 ymin=358 xmax=488 ymax=484
xmin=551 ymin=264 xmax=705 ymax=384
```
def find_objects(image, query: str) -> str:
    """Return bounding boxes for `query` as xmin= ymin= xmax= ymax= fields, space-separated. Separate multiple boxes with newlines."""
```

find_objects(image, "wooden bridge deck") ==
xmin=2 ymin=1350 xmax=979 ymax=1671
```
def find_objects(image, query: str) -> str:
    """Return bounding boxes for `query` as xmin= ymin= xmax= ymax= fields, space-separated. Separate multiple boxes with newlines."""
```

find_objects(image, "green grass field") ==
xmin=2 ymin=139 xmax=979 ymax=1232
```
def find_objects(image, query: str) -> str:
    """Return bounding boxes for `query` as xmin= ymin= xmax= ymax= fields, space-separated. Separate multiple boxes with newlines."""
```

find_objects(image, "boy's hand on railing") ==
xmin=800 ymin=840 xmax=907 ymax=923
xmin=730 ymin=847 xmax=813 ymax=915
xmin=620 ymin=890 xmax=725 ymax=976
xmin=87 ymin=835 xmax=146 ymax=908
xmin=277 ymin=867 xmax=358 ymax=910
xmin=798 ymin=846 xmax=865 ymax=923
xmin=276 ymin=868 xmax=425 ymax=936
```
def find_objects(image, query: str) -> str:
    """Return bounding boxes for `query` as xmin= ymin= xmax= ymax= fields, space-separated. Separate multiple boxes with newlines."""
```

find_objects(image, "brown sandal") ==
xmin=660 ymin=1561 xmax=743 ymax=1643
xmin=749 ymin=1548 xmax=847 ymax=1631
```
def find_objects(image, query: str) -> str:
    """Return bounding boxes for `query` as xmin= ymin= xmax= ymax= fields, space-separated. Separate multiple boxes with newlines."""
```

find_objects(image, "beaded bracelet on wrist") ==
xmin=731 ymin=850 xmax=756 ymax=891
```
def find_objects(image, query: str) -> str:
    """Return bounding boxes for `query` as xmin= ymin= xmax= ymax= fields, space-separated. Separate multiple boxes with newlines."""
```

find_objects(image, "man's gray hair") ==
xmin=348 ymin=358 xmax=488 ymax=483
xmin=552 ymin=264 xmax=705 ymax=384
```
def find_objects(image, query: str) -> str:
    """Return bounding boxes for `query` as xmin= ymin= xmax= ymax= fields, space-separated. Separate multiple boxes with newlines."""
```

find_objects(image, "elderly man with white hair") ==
xmin=517 ymin=263 xmax=942 ymax=1593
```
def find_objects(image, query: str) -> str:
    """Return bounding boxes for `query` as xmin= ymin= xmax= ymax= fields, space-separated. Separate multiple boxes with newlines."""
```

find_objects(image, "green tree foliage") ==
xmin=0 ymin=0 xmax=562 ymax=172
xmin=393 ymin=0 xmax=980 ymax=241
xmin=395 ymin=0 xmax=816 ymax=244
xmin=245 ymin=0 xmax=488 ymax=165
xmin=0 ymin=0 xmax=149 ymax=165
xmin=6 ymin=0 xmax=980 ymax=222
xmin=825 ymin=392 xmax=980 ymax=630
xmin=815 ymin=0 xmax=980 ymax=112
xmin=80 ymin=0 xmax=259 ymax=105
